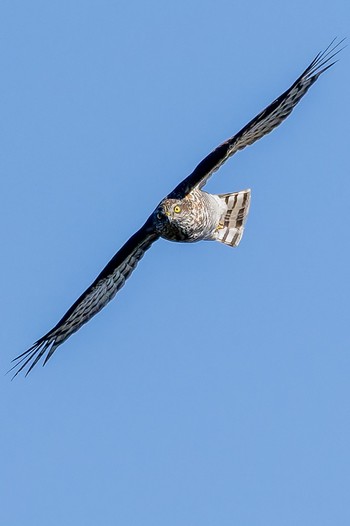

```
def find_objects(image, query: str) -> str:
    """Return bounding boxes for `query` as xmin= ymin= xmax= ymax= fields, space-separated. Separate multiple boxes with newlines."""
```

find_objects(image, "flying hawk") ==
xmin=11 ymin=39 xmax=343 ymax=377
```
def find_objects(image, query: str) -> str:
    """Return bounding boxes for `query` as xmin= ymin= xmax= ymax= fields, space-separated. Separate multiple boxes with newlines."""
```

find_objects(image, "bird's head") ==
xmin=153 ymin=198 xmax=195 ymax=241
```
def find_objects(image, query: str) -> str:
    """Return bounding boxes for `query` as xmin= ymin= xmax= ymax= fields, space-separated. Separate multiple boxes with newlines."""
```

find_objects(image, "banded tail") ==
xmin=215 ymin=189 xmax=251 ymax=247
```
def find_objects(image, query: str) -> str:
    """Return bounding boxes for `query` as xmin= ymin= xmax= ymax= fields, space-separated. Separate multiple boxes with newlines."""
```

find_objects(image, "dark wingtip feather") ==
xmin=9 ymin=337 xmax=55 ymax=379
xmin=308 ymin=37 xmax=346 ymax=79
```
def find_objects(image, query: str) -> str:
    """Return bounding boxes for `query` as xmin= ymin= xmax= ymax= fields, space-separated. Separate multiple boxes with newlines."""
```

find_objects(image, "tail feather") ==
xmin=214 ymin=189 xmax=251 ymax=247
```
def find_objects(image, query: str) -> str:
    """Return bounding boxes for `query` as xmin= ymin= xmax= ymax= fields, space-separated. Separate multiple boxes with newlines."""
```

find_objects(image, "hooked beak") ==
xmin=156 ymin=209 xmax=170 ymax=220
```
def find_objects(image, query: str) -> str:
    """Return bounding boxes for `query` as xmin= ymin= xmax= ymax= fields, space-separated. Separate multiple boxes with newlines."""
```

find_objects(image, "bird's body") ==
xmin=154 ymin=187 xmax=251 ymax=246
xmin=155 ymin=189 xmax=226 ymax=242
xmin=11 ymin=39 xmax=344 ymax=377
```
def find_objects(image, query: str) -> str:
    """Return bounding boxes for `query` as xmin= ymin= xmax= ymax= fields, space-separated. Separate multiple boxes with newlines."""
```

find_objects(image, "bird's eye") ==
xmin=174 ymin=205 xmax=181 ymax=213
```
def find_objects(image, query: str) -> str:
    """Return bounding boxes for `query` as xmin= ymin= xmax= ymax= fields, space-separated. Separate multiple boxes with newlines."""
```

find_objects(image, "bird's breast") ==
xmin=157 ymin=219 xmax=199 ymax=243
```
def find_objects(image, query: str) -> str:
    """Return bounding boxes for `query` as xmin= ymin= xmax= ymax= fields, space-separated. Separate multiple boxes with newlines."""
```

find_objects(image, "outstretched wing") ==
xmin=169 ymin=38 xmax=344 ymax=199
xmin=11 ymin=217 xmax=159 ymax=378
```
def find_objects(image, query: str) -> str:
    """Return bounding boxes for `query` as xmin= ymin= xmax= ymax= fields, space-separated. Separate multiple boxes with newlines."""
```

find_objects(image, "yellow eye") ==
xmin=174 ymin=205 xmax=181 ymax=213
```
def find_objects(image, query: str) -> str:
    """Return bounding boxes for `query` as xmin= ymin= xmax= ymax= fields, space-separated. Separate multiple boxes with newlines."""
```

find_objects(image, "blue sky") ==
xmin=1 ymin=1 xmax=349 ymax=525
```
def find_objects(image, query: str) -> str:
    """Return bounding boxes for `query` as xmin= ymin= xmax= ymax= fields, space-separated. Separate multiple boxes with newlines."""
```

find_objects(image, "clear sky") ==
xmin=1 ymin=1 xmax=349 ymax=525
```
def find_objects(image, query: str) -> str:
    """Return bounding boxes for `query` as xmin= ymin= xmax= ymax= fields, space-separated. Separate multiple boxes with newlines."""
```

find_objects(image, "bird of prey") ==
xmin=11 ymin=39 xmax=343 ymax=377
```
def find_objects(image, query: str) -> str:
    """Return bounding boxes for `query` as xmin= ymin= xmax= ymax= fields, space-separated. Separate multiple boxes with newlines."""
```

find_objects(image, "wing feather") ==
xmin=169 ymin=38 xmax=344 ymax=198
xmin=10 ymin=217 xmax=159 ymax=377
